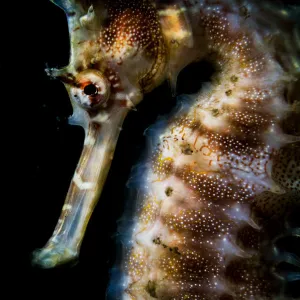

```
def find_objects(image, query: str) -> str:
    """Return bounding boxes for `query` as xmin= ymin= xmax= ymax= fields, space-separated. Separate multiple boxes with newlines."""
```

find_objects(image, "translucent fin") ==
xmin=276 ymin=252 xmax=300 ymax=269
xmin=283 ymin=272 xmax=300 ymax=282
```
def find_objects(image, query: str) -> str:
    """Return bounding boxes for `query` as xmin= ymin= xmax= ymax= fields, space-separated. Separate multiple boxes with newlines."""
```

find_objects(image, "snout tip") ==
xmin=31 ymin=243 xmax=78 ymax=269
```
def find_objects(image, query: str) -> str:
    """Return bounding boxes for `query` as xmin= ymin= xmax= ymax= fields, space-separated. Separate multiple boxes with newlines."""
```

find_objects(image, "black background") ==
xmin=4 ymin=0 xmax=300 ymax=299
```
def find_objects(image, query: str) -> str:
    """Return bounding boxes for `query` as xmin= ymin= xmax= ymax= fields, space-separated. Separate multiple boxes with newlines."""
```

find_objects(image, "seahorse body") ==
xmin=33 ymin=1 xmax=300 ymax=299
xmin=106 ymin=1 xmax=300 ymax=299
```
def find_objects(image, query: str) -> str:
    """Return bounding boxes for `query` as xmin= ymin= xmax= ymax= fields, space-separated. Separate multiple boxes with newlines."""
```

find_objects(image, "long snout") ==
xmin=32 ymin=107 xmax=127 ymax=268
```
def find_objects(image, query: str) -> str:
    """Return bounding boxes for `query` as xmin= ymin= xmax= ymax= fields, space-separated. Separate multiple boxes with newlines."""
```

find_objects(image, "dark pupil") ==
xmin=84 ymin=84 xmax=98 ymax=95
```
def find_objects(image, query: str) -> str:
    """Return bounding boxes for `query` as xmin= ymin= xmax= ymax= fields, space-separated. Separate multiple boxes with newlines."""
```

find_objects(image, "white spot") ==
xmin=73 ymin=172 xmax=95 ymax=190
xmin=63 ymin=204 xmax=72 ymax=211
xmin=93 ymin=111 xmax=110 ymax=123
xmin=51 ymin=236 xmax=58 ymax=243
xmin=84 ymin=134 xmax=96 ymax=146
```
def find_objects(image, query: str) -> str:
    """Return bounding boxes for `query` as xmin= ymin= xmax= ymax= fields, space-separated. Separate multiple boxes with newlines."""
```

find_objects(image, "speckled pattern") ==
xmin=113 ymin=2 xmax=300 ymax=299
xmin=33 ymin=1 xmax=300 ymax=299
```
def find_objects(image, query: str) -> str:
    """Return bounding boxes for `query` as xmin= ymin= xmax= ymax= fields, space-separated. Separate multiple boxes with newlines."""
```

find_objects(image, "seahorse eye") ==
xmin=70 ymin=70 xmax=110 ymax=110
xmin=84 ymin=83 xmax=98 ymax=96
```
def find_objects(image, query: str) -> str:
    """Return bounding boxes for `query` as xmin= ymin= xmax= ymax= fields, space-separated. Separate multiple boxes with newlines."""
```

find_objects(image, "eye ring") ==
xmin=70 ymin=70 xmax=111 ymax=110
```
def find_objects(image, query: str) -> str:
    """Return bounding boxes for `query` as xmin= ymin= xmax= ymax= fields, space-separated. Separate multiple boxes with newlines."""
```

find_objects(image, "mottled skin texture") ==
xmin=33 ymin=0 xmax=300 ymax=299
xmin=113 ymin=3 xmax=300 ymax=299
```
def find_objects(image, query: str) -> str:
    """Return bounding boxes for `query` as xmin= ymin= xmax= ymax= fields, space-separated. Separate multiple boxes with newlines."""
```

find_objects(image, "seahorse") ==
xmin=33 ymin=0 xmax=300 ymax=299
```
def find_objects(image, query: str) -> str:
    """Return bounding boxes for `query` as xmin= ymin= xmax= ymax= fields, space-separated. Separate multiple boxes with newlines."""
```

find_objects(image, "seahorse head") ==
xmin=48 ymin=0 xmax=168 ymax=121
xmin=34 ymin=0 xmax=300 ymax=275
xmin=33 ymin=0 xmax=180 ymax=268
